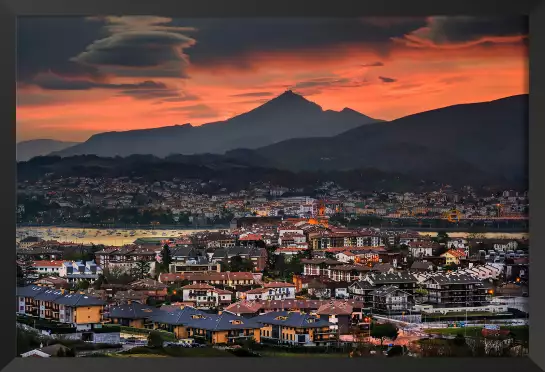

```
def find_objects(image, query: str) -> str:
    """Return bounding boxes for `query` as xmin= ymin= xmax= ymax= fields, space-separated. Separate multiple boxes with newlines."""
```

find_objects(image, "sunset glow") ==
xmin=16 ymin=16 xmax=528 ymax=142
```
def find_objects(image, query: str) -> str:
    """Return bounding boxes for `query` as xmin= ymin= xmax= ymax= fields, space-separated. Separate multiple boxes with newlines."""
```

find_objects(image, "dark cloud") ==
xmin=17 ymin=17 xmax=108 ymax=83
xmin=399 ymin=16 xmax=528 ymax=46
xmin=74 ymin=31 xmax=195 ymax=76
xmin=17 ymin=92 xmax=67 ymax=107
xmin=289 ymin=77 xmax=370 ymax=95
xmin=379 ymin=76 xmax=397 ymax=83
xmin=171 ymin=18 xmax=428 ymax=68
xmin=29 ymin=73 xmax=168 ymax=91
xmin=230 ymin=92 xmax=274 ymax=98
xmin=237 ymin=98 xmax=270 ymax=105
xmin=361 ymin=62 xmax=384 ymax=67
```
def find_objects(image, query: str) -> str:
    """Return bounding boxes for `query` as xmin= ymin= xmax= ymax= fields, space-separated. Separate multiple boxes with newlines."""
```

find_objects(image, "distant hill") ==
xmin=16 ymin=154 xmax=442 ymax=193
xmin=17 ymin=139 xmax=80 ymax=162
xmin=51 ymin=90 xmax=381 ymax=158
xmin=227 ymin=94 xmax=528 ymax=187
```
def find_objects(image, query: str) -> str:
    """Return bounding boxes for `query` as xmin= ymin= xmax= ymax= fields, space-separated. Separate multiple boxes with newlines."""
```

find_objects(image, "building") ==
xmin=105 ymin=302 xmax=160 ymax=328
xmin=20 ymin=344 xmax=73 ymax=358
xmin=369 ymin=286 xmax=411 ymax=314
xmin=128 ymin=279 xmax=169 ymax=301
xmin=348 ymin=281 xmax=375 ymax=305
xmin=301 ymin=258 xmax=343 ymax=277
xmin=149 ymin=306 xmax=262 ymax=344
xmin=364 ymin=272 xmax=418 ymax=299
xmin=181 ymin=283 xmax=233 ymax=308
xmin=17 ymin=285 xmax=105 ymax=331
xmin=95 ymin=245 xmax=157 ymax=274
xmin=440 ymin=249 xmax=467 ymax=266
xmin=423 ymin=273 xmax=490 ymax=308
xmin=32 ymin=260 xmax=64 ymax=275
xmin=19 ymin=237 xmax=44 ymax=249
xmin=316 ymin=301 xmax=355 ymax=334
xmin=58 ymin=261 xmax=103 ymax=284
xmin=169 ymin=262 xmax=221 ymax=274
xmin=206 ymin=246 xmax=268 ymax=272
xmin=307 ymin=279 xmax=350 ymax=300
xmin=252 ymin=311 xmax=333 ymax=346
xmin=408 ymin=241 xmax=435 ymax=258
xmin=159 ymin=271 xmax=257 ymax=287
xmin=33 ymin=276 xmax=69 ymax=289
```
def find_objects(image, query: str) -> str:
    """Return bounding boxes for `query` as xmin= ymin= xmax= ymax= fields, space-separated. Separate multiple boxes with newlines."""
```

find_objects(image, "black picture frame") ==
xmin=3 ymin=0 xmax=543 ymax=371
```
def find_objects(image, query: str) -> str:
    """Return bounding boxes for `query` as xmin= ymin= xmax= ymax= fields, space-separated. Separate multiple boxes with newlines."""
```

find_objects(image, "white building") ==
xmin=32 ymin=260 xmax=64 ymax=275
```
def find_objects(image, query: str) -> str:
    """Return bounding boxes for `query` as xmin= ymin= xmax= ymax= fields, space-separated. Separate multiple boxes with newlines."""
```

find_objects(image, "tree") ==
xmin=225 ymin=255 xmax=254 ymax=272
xmin=161 ymin=244 xmax=172 ymax=266
xmin=18 ymin=256 xmax=36 ymax=286
xmin=133 ymin=260 xmax=151 ymax=279
xmin=436 ymin=231 xmax=450 ymax=245
xmin=324 ymin=252 xmax=336 ymax=260
xmin=148 ymin=330 xmax=165 ymax=348
xmin=76 ymin=280 xmax=90 ymax=290
xmin=370 ymin=323 xmax=399 ymax=347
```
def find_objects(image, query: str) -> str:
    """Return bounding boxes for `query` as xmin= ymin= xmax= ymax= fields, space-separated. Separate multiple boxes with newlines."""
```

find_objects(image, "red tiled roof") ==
xmin=32 ymin=260 xmax=64 ymax=267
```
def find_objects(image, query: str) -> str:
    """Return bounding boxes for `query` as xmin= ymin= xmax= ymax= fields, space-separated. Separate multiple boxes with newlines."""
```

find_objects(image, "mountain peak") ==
xmin=255 ymin=89 xmax=322 ymax=112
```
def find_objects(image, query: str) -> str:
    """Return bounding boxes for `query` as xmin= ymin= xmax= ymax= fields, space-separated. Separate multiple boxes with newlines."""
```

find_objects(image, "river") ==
xmin=16 ymin=226 xmax=528 ymax=247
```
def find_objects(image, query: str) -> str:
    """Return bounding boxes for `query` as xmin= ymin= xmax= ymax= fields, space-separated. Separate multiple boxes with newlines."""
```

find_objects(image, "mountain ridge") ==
xmin=51 ymin=91 xmax=380 ymax=158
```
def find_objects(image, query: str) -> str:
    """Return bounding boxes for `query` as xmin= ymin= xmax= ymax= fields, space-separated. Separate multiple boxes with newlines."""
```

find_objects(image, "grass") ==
xmin=424 ymin=326 xmax=529 ymax=341
xmin=259 ymin=350 xmax=348 ymax=358
xmin=115 ymin=346 xmax=236 ymax=358
xmin=103 ymin=324 xmax=177 ymax=342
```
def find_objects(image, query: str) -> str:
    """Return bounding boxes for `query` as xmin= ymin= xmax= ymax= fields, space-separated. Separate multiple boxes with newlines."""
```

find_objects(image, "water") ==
xmin=16 ymin=227 xmax=221 ymax=246
xmin=16 ymin=227 xmax=528 ymax=247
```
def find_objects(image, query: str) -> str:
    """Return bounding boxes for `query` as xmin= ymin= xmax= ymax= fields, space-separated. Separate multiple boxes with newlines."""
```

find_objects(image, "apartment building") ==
xmin=423 ymin=273 xmax=490 ymax=308
xmin=17 ymin=285 xmax=105 ymax=331
xmin=253 ymin=311 xmax=333 ymax=346
xmin=369 ymin=285 xmax=412 ymax=314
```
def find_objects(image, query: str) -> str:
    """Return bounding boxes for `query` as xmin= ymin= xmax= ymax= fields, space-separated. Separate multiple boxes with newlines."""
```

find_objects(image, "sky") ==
xmin=16 ymin=16 xmax=528 ymax=142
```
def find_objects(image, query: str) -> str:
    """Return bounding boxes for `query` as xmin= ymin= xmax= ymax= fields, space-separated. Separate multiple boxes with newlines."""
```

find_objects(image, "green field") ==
xmin=424 ymin=326 xmax=529 ymax=341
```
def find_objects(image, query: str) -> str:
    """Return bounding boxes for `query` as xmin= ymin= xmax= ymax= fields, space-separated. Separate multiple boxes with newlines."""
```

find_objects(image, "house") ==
xmin=328 ymin=264 xmax=373 ymax=282
xmin=307 ymin=280 xmax=350 ymax=300
xmin=248 ymin=282 xmax=296 ymax=301
xmin=252 ymin=311 xmax=333 ymax=346
xmin=58 ymin=261 xmax=103 ymax=283
xmin=364 ymin=272 xmax=418 ymax=299
xmin=33 ymin=276 xmax=69 ymax=289
xmin=20 ymin=344 xmax=73 ymax=358
xmin=408 ymin=241 xmax=435 ymax=258
xmin=207 ymin=246 xmax=268 ymax=272
xmin=301 ymin=258 xmax=343 ymax=277
xmin=410 ymin=261 xmax=435 ymax=272
xmin=129 ymin=279 xmax=168 ymax=301
xmin=316 ymin=301 xmax=354 ymax=334
xmin=440 ymin=249 xmax=467 ymax=266
xmin=370 ymin=286 xmax=411 ymax=314
xmin=224 ymin=299 xmax=365 ymax=319
xmin=348 ymin=281 xmax=376 ymax=304
xmin=181 ymin=283 xmax=233 ymax=308
xmin=16 ymin=285 xmax=105 ymax=331
xmin=105 ymin=302 xmax=160 ymax=328
xmin=19 ymin=236 xmax=44 ymax=249
xmin=169 ymin=261 xmax=221 ymax=274
xmin=159 ymin=271 xmax=257 ymax=287
xmin=32 ymin=260 xmax=64 ymax=275
xmin=149 ymin=306 xmax=261 ymax=344
xmin=95 ymin=245 xmax=157 ymax=274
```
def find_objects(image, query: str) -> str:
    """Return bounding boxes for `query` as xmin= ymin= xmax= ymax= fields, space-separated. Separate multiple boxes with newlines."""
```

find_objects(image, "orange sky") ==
xmin=16 ymin=17 xmax=528 ymax=142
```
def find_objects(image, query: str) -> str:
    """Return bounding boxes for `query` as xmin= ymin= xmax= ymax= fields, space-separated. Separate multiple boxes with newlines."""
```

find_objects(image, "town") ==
xmin=16 ymin=208 xmax=529 ymax=358
xmin=17 ymin=176 xmax=528 ymax=230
